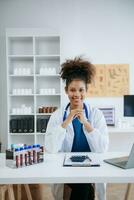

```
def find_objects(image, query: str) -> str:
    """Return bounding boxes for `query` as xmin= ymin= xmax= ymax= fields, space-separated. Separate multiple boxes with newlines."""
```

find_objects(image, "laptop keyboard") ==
xmin=116 ymin=160 xmax=127 ymax=166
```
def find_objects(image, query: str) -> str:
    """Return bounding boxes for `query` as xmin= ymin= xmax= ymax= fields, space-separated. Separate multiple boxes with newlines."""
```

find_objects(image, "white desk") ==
xmin=108 ymin=127 xmax=134 ymax=133
xmin=0 ymin=152 xmax=134 ymax=184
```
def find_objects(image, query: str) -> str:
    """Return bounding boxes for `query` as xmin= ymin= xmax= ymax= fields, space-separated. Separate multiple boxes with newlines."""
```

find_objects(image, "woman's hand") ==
xmin=61 ymin=109 xmax=83 ymax=128
xmin=62 ymin=108 xmax=93 ymax=132
xmin=75 ymin=111 xmax=86 ymax=124
xmin=76 ymin=112 xmax=94 ymax=132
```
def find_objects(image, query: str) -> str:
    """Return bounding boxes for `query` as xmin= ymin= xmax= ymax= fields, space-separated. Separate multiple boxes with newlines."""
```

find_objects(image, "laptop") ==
xmin=104 ymin=144 xmax=134 ymax=169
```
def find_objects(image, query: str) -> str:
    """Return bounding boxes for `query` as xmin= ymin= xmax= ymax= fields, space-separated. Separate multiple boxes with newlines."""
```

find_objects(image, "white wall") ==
xmin=0 ymin=0 xmax=134 ymax=151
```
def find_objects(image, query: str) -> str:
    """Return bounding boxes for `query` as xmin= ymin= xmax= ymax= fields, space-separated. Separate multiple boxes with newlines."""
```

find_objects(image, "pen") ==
xmin=90 ymin=164 xmax=100 ymax=167
xmin=64 ymin=164 xmax=100 ymax=167
xmin=88 ymin=157 xmax=92 ymax=162
xmin=84 ymin=155 xmax=92 ymax=161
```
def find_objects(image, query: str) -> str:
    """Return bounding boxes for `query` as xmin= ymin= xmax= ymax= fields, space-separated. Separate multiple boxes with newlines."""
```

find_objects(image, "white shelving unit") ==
xmin=6 ymin=30 xmax=61 ymax=148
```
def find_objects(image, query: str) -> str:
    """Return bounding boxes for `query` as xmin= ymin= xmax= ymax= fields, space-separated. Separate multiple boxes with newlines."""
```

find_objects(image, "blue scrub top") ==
xmin=63 ymin=103 xmax=91 ymax=152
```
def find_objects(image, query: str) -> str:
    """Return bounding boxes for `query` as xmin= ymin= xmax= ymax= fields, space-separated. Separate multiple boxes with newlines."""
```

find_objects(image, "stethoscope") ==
xmin=63 ymin=102 xmax=90 ymax=122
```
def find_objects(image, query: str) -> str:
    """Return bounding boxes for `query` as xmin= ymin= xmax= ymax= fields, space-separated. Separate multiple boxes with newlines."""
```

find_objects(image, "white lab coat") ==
xmin=45 ymin=101 xmax=109 ymax=200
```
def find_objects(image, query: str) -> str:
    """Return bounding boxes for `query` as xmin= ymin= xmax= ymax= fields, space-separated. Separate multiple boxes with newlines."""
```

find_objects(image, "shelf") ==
xmin=36 ymin=113 xmax=52 ymax=116
xmin=9 ymin=75 xmax=34 ymax=77
xmin=6 ymin=31 xmax=61 ymax=147
xmin=9 ymin=113 xmax=34 ymax=116
xmin=10 ymin=133 xmax=35 ymax=136
xmin=9 ymin=77 xmax=34 ymax=95
xmin=36 ymin=133 xmax=46 ymax=135
xmin=35 ymin=55 xmax=60 ymax=75
xmin=36 ymin=94 xmax=61 ymax=96
xmin=36 ymin=76 xmax=60 ymax=95
xmin=36 ymin=96 xmax=60 ymax=110
xmin=35 ymin=36 xmax=60 ymax=55
xmin=8 ymin=56 xmax=34 ymax=75
xmin=8 ymin=36 xmax=33 ymax=55
xmin=8 ymin=55 xmax=33 ymax=58
xmin=35 ymin=74 xmax=60 ymax=77
xmin=9 ymin=94 xmax=34 ymax=97
xmin=35 ymin=55 xmax=60 ymax=58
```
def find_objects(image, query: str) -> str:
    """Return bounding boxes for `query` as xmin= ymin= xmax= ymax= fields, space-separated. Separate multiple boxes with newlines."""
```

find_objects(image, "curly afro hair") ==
xmin=60 ymin=57 xmax=95 ymax=89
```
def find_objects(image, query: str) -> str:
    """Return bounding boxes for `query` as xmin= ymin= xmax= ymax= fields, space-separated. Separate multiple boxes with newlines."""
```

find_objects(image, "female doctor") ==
xmin=45 ymin=57 xmax=109 ymax=200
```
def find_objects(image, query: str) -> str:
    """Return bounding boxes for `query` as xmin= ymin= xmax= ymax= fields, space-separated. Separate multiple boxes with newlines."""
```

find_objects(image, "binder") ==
xmin=17 ymin=119 xmax=23 ymax=133
xmin=28 ymin=117 xmax=34 ymax=133
xmin=10 ymin=119 xmax=12 ymax=133
xmin=11 ymin=119 xmax=18 ymax=133
xmin=23 ymin=118 xmax=28 ymax=133
xmin=41 ymin=119 xmax=47 ymax=133
xmin=37 ymin=118 xmax=41 ymax=132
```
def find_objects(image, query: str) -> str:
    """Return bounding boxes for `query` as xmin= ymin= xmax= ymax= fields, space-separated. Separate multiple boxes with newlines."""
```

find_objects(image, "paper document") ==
xmin=63 ymin=154 xmax=100 ymax=167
